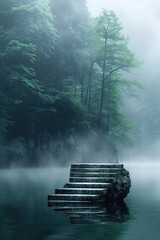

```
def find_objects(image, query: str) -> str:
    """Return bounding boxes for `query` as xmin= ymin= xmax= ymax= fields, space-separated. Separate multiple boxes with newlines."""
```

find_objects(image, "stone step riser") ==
xmin=70 ymin=168 xmax=121 ymax=173
xmin=48 ymin=195 xmax=100 ymax=201
xmin=70 ymin=173 xmax=117 ymax=178
xmin=71 ymin=164 xmax=123 ymax=169
xmin=69 ymin=177 xmax=114 ymax=183
xmin=55 ymin=188 xmax=106 ymax=195
xmin=65 ymin=183 xmax=111 ymax=188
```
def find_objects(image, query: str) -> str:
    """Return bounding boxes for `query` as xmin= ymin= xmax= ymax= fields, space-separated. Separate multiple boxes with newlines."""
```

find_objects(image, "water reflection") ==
xmin=1 ymin=164 xmax=160 ymax=240
xmin=48 ymin=200 xmax=130 ymax=224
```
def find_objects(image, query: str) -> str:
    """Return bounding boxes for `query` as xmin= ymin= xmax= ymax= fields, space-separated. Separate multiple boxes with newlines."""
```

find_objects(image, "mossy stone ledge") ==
xmin=104 ymin=168 xmax=131 ymax=202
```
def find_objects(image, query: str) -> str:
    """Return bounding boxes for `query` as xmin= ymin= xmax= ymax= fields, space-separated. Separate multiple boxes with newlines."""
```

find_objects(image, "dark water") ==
xmin=0 ymin=163 xmax=160 ymax=240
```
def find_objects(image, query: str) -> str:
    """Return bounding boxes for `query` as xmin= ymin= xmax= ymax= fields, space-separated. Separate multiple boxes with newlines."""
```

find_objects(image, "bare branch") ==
xmin=104 ymin=65 xmax=130 ymax=81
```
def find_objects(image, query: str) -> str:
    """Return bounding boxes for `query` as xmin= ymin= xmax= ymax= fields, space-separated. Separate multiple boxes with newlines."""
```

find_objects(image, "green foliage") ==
xmin=50 ymin=0 xmax=91 ymax=90
xmin=89 ymin=10 xmax=140 ymax=143
xmin=12 ymin=0 xmax=56 ymax=55
xmin=53 ymin=97 xmax=90 ymax=134
xmin=0 ymin=0 xmax=57 ymax=148
xmin=0 ymin=1 xmax=141 ymax=165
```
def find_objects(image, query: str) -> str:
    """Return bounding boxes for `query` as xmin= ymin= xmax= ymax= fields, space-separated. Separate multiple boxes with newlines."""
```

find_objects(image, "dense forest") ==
xmin=0 ymin=0 xmax=140 ymax=166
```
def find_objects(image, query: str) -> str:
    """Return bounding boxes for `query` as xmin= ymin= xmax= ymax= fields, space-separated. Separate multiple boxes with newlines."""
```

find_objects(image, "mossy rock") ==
xmin=104 ymin=168 xmax=131 ymax=202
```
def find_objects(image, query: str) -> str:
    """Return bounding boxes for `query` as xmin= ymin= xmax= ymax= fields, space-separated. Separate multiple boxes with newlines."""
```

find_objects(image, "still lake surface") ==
xmin=0 ymin=162 xmax=160 ymax=240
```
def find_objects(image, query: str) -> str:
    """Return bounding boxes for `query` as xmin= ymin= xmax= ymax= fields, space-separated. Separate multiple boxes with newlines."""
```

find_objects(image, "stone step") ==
xmin=70 ymin=172 xmax=118 ymax=178
xmin=48 ymin=194 xmax=100 ymax=201
xmin=71 ymin=163 xmax=123 ymax=169
xmin=69 ymin=177 xmax=114 ymax=183
xmin=70 ymin=168 xmax=121 ymax=173
xmin=55 ymin=188 xmax=106 ymax=195
xmin=65 ymin=182 xmax=111 ymax=188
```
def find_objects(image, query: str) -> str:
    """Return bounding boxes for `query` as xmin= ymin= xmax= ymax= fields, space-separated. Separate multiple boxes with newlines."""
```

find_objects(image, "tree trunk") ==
xmin=85 ymin=61 xmax=95 ymax=111
xmin=98 ymin=36 xmax=107 ymax=124
xmin=106 ymin=77 xmax=111 ymax=135
xmin=81 ymin=30 xmax=85 ymax=104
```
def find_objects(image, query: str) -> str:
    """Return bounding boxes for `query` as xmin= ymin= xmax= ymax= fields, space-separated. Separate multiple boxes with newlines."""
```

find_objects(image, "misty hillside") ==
xmin=0 ymin=0 xmax=158 ymax=167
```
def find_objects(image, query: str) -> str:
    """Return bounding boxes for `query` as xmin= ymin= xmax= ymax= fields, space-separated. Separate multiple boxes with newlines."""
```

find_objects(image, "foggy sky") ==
xmin=87 ymin=0 xmax=160 ymax=81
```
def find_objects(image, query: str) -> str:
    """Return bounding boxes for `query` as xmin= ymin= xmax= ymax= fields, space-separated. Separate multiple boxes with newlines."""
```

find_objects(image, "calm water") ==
xmin=0 ymin=163 xmax=160 ymax=240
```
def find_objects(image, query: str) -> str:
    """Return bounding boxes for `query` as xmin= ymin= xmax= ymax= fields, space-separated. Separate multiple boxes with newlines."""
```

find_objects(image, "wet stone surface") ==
xmin=48 ymin=163 xmax=131 ymax=223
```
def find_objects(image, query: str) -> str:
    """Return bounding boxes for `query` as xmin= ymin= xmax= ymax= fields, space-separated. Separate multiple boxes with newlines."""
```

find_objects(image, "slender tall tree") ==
xmin=95 ymin=10 xmax=138 ymax=140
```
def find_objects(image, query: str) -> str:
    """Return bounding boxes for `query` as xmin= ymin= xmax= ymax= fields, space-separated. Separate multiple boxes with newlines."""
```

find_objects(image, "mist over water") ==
xmin=0 ymin=162 xmax=160 ymax=240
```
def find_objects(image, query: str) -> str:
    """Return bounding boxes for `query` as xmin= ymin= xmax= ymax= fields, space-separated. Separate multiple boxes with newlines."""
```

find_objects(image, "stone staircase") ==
xmin=48 ymin=163 xmax=123 ymax=204
xmin=48 ymin=163 xmax=127 ymax=224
